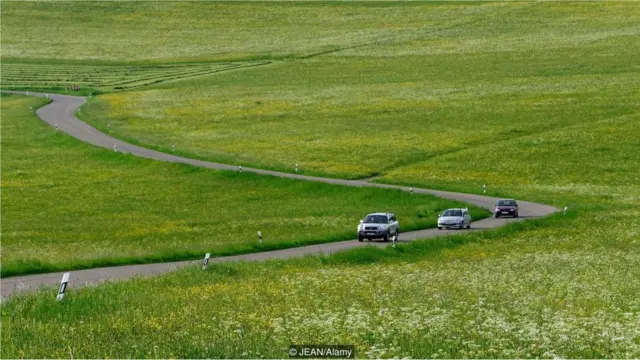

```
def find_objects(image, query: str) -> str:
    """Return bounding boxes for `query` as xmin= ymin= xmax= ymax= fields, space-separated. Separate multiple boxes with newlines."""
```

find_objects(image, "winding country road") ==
xmin=1 ymin=91 xmax=558 ymax=298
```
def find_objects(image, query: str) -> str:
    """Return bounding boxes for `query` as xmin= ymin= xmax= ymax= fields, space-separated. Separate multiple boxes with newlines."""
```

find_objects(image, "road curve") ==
xmin=1 ymin=91 xmax=558 ymax=298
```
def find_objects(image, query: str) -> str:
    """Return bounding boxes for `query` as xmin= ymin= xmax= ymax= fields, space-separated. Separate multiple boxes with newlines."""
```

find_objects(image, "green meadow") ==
xmin=3 ymin=211 xmax=639 ymax=358
xmin=0 ymin=94 xmax=473 ymax=277
xmin=76 ymin=1 xmax=639 ymax=178
xmin=1 ymin=1 xmax=640 ymax=358
xmin=4 ymin=2 xmax=638 ymax=178
xmin=2 ymin=1 xmax=552 ymax=63
xmin=84 ymin=54 xmax=639 ymax=178
xmin=0 ymin=61 xmax=269 ymax=95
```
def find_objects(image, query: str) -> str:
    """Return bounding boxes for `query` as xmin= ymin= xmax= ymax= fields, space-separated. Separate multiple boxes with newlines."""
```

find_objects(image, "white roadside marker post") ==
xmin=45 ymin=94 xmax=49 ymax=99
xmin=258 ymin=231 xmax=263 ymax=244
xmin=172 ymin=144 xmax=176 ymax=153
xmin=409 ymin=188 xmax=413 ymax=195
xmin=239 ymin=165 xmax=242 ymax=172
xmin=113 ymin=144 xmax=118 ymax=152
xmin=295 ymin=164 xmax=299 ymax=173
xmin=202 ymin=253 xmax=211 ymax=270
xmin=392 ymin=234 xmax=397 ymax=248
xmin=483 ymin=184 xmax=487 ymax=194
xmin=55 ymin=124 xmax=59 ymax=130
xmin=26 ymin=90 xmax=29 ymax=96
xmin=56 ymin=272 xmax=71 ymax=301
xmin=29 ymin=106 xmax=33 ymax=113
xmin=563 ymin=206 xmax=568 ymax=215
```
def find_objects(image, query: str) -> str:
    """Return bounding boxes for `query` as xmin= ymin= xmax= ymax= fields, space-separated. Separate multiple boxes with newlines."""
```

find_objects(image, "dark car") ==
xmin=494 ymin=199 xmax=519 ymax=218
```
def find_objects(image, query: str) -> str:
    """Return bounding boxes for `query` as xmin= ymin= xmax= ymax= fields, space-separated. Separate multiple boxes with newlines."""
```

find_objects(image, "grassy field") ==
xmin=1 ymin=1 xmax=534 ymax=63
xmin=377 ymin=111 xmax=640 ymax=208
xmin=2 ymin=1 xmax=640 ymax=358
xmin=3 ymin=2 xmax=638 ymax=178
xmin=3 ymin=211 xmax=639 ymax=358
xmin=0 ymin=94 xmax=478 ymax=277
xmin=0 ymin=61 xmax=270 ymax=95
xmin=68 ymin=1 xmax=640 ymax=178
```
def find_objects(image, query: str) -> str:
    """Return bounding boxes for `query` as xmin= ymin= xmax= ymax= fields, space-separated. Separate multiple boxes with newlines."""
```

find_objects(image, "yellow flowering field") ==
xmin=2 ymin=1 xmax=639 ymax=357
xmin=379 ymin=111 xmax=640 ymax=208
xmin=3 ymin=209 xmax=639 ymax=358
xmin=72 ymin=1 xmax=640 ymax=178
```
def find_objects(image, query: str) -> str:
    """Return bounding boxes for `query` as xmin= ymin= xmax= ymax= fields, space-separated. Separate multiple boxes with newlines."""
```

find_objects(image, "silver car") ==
xmin=437 ymin=208 xmax=471 ymax=230
xmin=358 ymin=212 xmax=399 ymax=242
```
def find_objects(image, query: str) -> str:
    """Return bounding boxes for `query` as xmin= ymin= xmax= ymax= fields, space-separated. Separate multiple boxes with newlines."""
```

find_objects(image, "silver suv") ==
xmin=358 ymin=212 xmax=399 ymax=242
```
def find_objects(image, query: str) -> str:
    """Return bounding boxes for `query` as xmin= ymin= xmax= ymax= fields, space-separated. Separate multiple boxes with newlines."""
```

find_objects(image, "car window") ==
xmin=364 ymin=215 xmax=388 ymax=223
xmin=497 ymin=200 xmax=516 ymax=206
xmin=443 ymin=210 xmax=462 ymax=217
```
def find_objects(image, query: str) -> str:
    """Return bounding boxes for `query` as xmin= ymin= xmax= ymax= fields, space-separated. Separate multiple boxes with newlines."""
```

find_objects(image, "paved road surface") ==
xmin=1 ymin=91 xmax=558 ymax=299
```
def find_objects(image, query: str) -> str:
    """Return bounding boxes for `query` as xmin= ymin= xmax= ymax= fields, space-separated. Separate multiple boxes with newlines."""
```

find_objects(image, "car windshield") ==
xmin=442 ymin=210 xmax=462 ymax=217
xmin=364 ymin=215 xmax=388 ymax=224
xmin=497 ymin=200 xmax=516 ymax=206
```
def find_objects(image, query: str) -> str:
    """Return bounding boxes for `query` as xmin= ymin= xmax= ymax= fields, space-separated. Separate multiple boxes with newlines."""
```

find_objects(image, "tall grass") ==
xmin=2 ymin=209 xmax=638 ymax=358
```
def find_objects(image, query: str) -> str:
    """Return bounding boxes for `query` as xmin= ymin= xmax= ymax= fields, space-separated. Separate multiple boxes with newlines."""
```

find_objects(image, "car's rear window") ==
xmin=443 ymin=210 xmax=462 ymax=217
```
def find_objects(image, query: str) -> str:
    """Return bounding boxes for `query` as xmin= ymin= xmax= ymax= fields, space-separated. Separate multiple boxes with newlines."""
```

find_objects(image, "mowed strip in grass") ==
xmin=0 ymin=95 xmax=479 ymax=277
xmin=0 ymin=61 xmax=269 ymax=95
xmin=76 ymin=1 xmax=640 ymax=178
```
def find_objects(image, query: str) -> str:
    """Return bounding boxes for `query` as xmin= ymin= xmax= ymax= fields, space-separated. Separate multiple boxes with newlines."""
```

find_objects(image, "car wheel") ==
xmin=395 ymin=230 xmax=399 ymax=241
xmin=459 ymin=223 xmax=464 ymax=230
xmin=467 ymin=223 xmax=471 ymax=229
xmin=514 ymin=212 xmax=519 ymax=218
xmin=358 ymin=236 xmax=363 ymax=242
xmin=383 ymin=233 xmax=389 ymax=242
xmin=437 ymin=226 xmax=442 ymax=230
xmin=495 ymin=213 xmax=500 ymax=218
